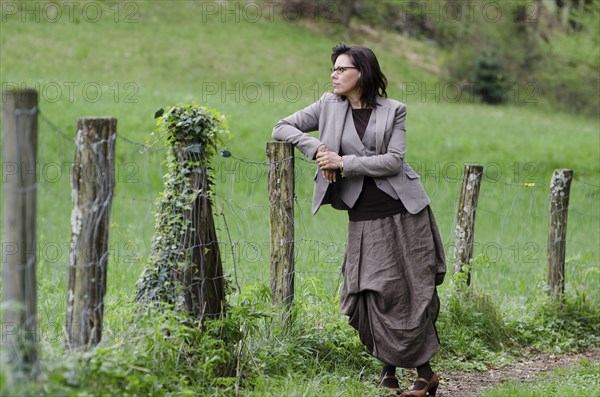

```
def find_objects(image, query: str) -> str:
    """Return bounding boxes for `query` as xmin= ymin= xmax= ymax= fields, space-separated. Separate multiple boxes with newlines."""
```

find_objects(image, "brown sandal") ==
xmin=402 ymin=374 xmax=439 ymax=396
xmin=379 ymin=374 xmax=400 ymax=390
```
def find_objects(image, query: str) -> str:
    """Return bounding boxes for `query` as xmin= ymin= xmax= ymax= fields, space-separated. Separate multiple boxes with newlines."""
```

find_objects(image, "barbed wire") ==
xmin=36 ymin=115 xmax=597 ymax=194
xmin=572 ymin=176 xmax=600 ymax=189
xmin=39 ymin=110 xmax=74 ymax=143
xmin=26 ymin=114 xmax=599 ymax=295
xmin=3 ymin=103 xmax=597 ymax=365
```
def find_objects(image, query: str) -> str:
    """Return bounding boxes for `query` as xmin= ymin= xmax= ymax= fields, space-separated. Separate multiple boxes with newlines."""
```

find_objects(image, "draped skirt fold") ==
xmin=340 ymin=206 xmax=446 ymax=367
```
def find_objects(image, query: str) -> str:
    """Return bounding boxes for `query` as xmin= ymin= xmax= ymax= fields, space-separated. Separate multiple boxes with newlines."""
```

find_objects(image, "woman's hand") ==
xmin=316 ymin=147 xmax=343 ymax=183
xmin=316 ymin=149 xmax=342 ymax=170
xmin=321 ymin=169 xmax=337 ymax=183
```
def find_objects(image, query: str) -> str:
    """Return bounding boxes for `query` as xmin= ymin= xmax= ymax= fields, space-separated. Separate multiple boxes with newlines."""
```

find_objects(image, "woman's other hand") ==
xmin=322 ymin=169 xmax=337 ymax=183
xmin=316 ymin=149 xmax=342 ymax=170
xmin=316 ymin=148 xmax=343 ymax=183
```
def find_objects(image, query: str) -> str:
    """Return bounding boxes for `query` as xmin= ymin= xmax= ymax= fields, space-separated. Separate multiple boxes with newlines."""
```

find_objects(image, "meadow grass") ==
xmin=478 ymin=359 xmax=600 ymax=397
xmin=1 ymin=1 xmax=599 ymax=395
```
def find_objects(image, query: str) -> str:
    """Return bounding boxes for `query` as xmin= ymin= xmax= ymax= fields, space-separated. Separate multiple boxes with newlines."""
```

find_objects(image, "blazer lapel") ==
xmin=332 ymin=101 xmax=349 ymax=152
xmin=374 ymin=102 xmax=390 ymax=154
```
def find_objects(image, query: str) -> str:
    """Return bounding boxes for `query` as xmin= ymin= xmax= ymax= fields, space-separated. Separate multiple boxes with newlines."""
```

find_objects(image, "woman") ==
xmin=272 ymin=42 xmax=446 ymax=396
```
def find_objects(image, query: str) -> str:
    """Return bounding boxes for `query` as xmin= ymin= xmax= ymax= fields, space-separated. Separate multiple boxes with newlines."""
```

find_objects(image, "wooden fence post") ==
xmin=65 ymin=117 xmax=116 ymax=350
xmin=547 ymin=169 xmax=573 ymax=299
xmin=134 ymin=108 xmax=225 ymax=322
xmin=1 ymin=88 xmax=39 ymax=374
xmin=266 ymin=142 xmax=295 ymax=315
xmin=178 ymin=145 xmax=225 ymax=322
xmin=453 ymin=164 xmax=484 ymax=287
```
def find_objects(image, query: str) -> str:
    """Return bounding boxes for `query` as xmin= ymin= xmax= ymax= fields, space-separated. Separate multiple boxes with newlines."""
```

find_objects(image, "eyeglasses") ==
xmin=331 ymin=66 xmax=358 ymax=75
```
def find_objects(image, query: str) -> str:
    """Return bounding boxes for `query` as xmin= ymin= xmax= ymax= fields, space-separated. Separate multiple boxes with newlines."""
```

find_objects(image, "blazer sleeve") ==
xmin=272 ymin=96 xmax=326 ymax=160
xmin=342 ymin=103 xmax=406 ymax=177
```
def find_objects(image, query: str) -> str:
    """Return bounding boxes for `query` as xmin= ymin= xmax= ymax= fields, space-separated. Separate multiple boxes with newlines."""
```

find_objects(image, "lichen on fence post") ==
xmin=66 ymin=117 xmax=116 ymax=351
xmin=546 ymin=169 xmax=573 ymax=300
xmin=136 ymin=105 xmax=230 ymax=322
xmin=266 ymin=142 xmax=295 ymax=322
xmin=453 ymin=164 xmax=484 ymax=289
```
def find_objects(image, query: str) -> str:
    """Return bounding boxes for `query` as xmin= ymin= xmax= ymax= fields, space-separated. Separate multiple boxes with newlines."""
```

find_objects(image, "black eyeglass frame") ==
xmin=331 ymin=66 xmax=358 ymax=74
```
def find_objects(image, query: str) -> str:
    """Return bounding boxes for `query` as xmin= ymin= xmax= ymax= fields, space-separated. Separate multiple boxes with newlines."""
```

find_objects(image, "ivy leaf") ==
xmin=154 ymin=108 xmax=165 ymax=118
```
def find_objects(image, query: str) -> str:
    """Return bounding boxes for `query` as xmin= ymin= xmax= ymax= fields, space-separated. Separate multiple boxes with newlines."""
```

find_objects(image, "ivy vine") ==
xmin=136 ymin=104 xmax=230 ymax=308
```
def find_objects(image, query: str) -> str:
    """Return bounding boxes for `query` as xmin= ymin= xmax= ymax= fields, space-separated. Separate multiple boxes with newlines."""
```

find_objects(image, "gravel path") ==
xmin=434 ymin=348 xmax=600 ymax=397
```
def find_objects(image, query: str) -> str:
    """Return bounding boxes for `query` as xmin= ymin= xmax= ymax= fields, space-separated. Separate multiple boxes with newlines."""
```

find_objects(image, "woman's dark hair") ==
xmin=331 ymin=42 xmax=388 ymax=108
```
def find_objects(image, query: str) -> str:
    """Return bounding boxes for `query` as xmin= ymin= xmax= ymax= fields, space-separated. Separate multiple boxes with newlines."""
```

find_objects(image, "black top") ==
xmin=347 ymin=108 xmax=407 ymax=222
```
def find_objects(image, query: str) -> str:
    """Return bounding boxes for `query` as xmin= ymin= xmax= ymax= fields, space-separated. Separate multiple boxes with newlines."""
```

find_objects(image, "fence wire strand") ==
xmin=7 ymin=115 xmax=595 ymax=317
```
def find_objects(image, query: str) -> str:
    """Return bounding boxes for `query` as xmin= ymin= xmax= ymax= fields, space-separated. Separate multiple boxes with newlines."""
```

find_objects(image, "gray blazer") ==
xmin=272 ymin=92 xmax=430 ymax=215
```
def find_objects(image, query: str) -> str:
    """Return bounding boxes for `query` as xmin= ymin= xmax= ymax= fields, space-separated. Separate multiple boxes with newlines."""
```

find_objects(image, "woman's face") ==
xmin=331 ymin=54 xmax=361 ymax=98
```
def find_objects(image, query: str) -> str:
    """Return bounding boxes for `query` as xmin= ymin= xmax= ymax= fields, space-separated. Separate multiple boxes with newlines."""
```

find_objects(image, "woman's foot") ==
xmin=402 ymin=374 xmax=439 ymax=397
xmin=379 ymin=365 xmax=400 ymax=391
xmin=380 ymin=374 xmax=400 ymax=390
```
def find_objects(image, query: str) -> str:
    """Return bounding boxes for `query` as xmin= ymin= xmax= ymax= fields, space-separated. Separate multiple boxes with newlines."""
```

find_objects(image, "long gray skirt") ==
xmin=339 ymin=206 xmax=446 ymax=368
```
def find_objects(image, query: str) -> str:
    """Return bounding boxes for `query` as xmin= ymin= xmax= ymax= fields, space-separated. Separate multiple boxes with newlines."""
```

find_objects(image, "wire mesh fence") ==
xmin=1 ymin=109 xmax=599 ymax=358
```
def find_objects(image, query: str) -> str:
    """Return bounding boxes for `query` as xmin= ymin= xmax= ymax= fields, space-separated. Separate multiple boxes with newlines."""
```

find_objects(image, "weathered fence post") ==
xmin=267 ymin=142 xmax=295 ymax=315
xmin=1 ymin=88 xmax=39 ymax=375
xmin=453 ymin=164 xmax=484 ymax=287
xmin=179 ymin=145 xmax=225 ymax=321
xmin=65 ymin=117 xmax=116 ymax=350
xmin=134 ymin=106 xmax=226 ymax=322
xmin=547 ymin=169 xmax=573 ymax=299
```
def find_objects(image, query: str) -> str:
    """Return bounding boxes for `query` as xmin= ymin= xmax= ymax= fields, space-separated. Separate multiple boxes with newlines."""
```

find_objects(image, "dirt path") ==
xmin=435 ymin=348 xmax=600 ymax=396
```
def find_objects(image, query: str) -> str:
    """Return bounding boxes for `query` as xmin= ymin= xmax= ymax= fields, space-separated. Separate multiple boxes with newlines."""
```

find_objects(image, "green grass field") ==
xmin=1 ymin=1 xmax=599 ymax=395
xmin=480 ymin=359 xmax=600 ymax=397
